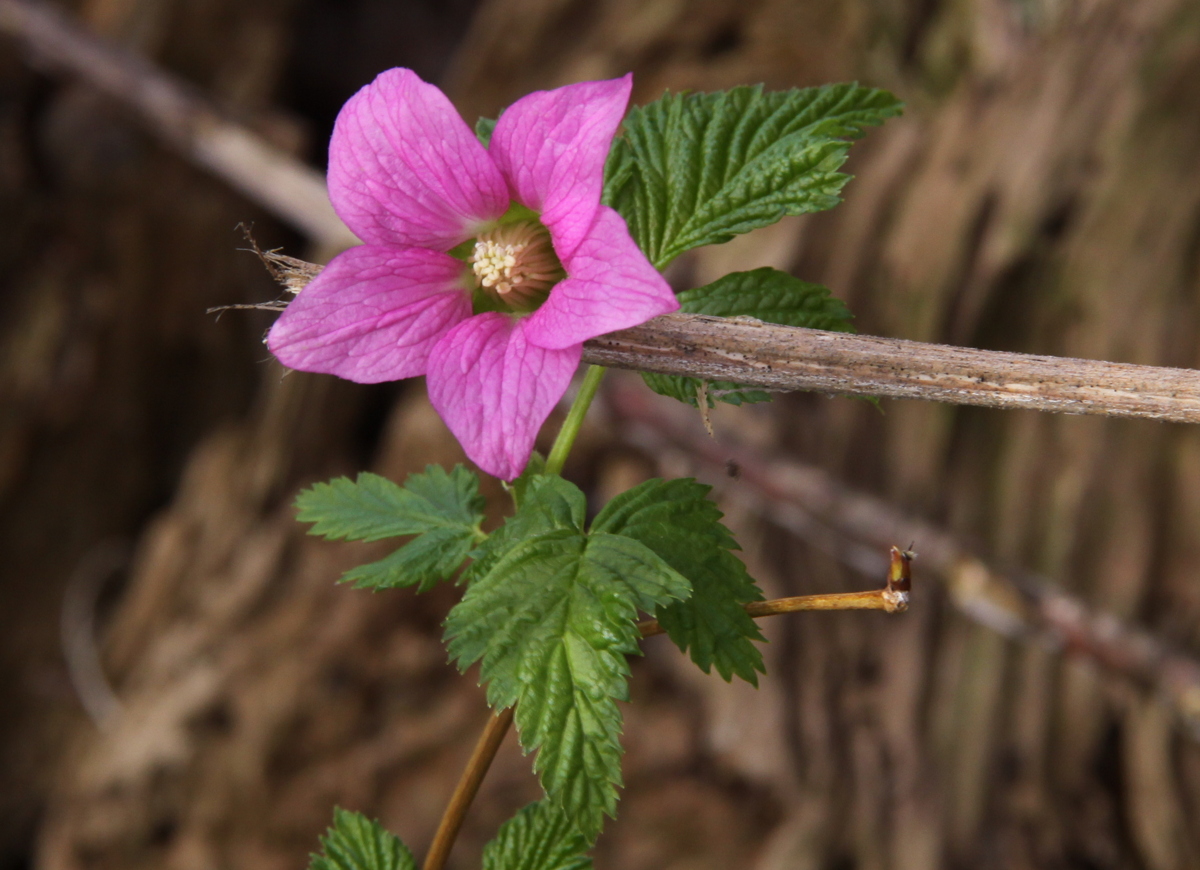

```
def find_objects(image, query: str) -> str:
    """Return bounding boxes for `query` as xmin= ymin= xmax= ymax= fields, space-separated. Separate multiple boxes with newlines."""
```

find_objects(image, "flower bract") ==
xmin=267 ymin=68 xmax=678 ymax=479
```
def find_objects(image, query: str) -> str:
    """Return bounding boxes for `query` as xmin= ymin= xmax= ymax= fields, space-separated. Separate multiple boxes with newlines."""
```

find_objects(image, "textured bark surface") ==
xmin=584 ymin=312 xmax=1200 ymax=422
xmin=7 ymin=1 xmax=1200 ymax=869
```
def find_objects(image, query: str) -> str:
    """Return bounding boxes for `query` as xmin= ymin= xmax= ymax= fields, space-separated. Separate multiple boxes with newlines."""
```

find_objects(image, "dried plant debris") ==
xmin=208 ymin=227 xmax=323 ymax=316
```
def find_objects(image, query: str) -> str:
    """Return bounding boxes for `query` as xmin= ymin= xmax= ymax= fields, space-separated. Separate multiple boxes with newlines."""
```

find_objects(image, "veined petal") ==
xmin=328 ymin=68 xmax=509 ymax=250
xmin=267 ymin=245 xmax=470 ymax=383
xmin=489 ymin=75 xmax=631 ymax=261
xmin=523 ymin=205 xmax=678 ymax=350
xmin=426 ymin=314 xmax=581 ymax=480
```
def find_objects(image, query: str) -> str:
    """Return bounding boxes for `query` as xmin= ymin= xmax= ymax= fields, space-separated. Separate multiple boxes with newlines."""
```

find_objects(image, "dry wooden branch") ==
xmin=584 ymin=313 xmax=1200 ymax=424
xmin=0 ymin=0 xmax=358 ymax=251
xmin=607 ymin=378 xmax=1200 ymax=738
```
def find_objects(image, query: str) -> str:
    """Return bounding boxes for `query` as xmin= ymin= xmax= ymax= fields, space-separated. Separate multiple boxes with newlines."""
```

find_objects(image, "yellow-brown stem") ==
xmin=422 ymin=706 xmax=515 ymax=870
xmin=638 ymin=586 xmax=908 ymax=637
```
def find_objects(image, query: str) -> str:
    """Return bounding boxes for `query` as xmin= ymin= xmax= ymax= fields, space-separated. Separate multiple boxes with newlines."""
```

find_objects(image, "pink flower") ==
xmin=267 ymin=69 xmax=678 ymax=479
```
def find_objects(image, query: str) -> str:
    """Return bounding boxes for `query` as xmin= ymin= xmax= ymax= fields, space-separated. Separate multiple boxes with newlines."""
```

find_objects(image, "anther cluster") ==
xmin=470 ymin=221 xmax=564 ymax=310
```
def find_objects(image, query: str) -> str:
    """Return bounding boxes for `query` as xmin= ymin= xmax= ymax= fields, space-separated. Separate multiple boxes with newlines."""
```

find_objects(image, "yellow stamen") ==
xmin=469 ymin=221 xmax=564 ymax=311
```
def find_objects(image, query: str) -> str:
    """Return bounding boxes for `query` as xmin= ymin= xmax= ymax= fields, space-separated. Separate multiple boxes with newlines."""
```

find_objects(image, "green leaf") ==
xmin=605 ymin=83 xmax=902 ymax=269
xmin=642 ymin=267 xmax=855 ymax=407
xmin=593 ymin=478 xmax=766 ymax=684
xmin=296 ymin=466 xmax=484 ymax=541
xmin=341 ymin=528 xmax=478 ymax=592
xmin=296 ymin=466 xmax=485 ymax=591
xmin=507 ymin=451 xmax=548 ymax=511
xmin=309 ymin=808 xmax=414 ymax=870
xmin=476 ymin=116 xmax=497 ymax=147
xmin=446 ymin=479 xmax=691 ymax=839
xmin=481 ymin=801 xmax=593 ymax=870
xmin=462 ymin=474 xmax=584 ymax=587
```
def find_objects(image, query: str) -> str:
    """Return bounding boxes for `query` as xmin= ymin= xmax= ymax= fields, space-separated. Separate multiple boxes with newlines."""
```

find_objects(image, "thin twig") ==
xmin=583 ymin=313 xmax=1200 ymax=424
xmin=639 ymin=545 xmax=912 ymax=635
xmin=0 ymin=0 xmax=357 ymax=251
xmin=607 ymin=377 xmax=1200 ymax=738
xmin=638 ymin=592 xmax=891 ymax=636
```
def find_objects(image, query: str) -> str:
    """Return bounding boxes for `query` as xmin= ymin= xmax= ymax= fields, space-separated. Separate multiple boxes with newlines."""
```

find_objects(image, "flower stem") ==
xmin=545 ymin=365 xmax=607 ymax=476
xmin=422 ymin=706 xmax=515 ymax=870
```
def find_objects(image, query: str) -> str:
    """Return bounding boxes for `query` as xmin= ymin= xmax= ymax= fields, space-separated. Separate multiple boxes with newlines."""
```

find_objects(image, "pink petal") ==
xmin=426 ymin=314 xmax=581 ymax=480
xmin=522 ymin=205 xmax=679 ymax=350
xmin=489 ymin=75 xmax=632 ymax=261
xmin=328 ymin=68 xmax=510 ymax=250
xmin=267 ymin=245 xmax=471 ymax=383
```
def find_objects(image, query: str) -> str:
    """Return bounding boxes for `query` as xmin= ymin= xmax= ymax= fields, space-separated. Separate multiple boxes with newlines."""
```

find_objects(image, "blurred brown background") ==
xmin=3 ymin=0 xmax=1200 ymax=868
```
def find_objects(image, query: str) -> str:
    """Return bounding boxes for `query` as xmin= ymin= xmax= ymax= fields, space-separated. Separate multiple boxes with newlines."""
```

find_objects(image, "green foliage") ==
xmin=445 ymin=477 xmax=691 ymax=839
xmin=642 ymin=267 xmax=855 ymax=407
xmin=296 ymin=466 xmax=485 ymax=591
xmin=308 ymin=809 xmax=414 ymax=870
xmin=461 ymin=475 xmax=581 ymax=587
xmin=604 ymin=83 xmax=902 ymax=269
xmin=593 ymin=478 xmax=766 ymax=683
xmin=506 ymin=450 xmax=547 ymax=511
xmin=476 ymin=115 xmax=497 ymax=146
xmin=302 ymin=80 xmax=904 ymax=863
xmin=481 ymin=801 xmax=593 ymax=870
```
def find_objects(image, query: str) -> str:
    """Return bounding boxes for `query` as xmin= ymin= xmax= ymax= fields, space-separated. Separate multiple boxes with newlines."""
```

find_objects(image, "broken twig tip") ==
xmin=883 ymin=545 xmax=915 ymax=612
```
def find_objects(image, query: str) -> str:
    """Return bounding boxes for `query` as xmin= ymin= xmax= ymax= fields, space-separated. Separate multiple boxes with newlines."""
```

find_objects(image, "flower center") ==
xmin=469 ymin=221 xmax=564 ymax=312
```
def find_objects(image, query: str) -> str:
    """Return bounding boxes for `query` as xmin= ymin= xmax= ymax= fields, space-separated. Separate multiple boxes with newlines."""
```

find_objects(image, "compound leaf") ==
xmin=446 ymin=479 xmax=690 ymax=839
xmin=605 ymin=83 xmax=901 ymax=268
xmin=593 ymin=478 xmax=766 ymax=683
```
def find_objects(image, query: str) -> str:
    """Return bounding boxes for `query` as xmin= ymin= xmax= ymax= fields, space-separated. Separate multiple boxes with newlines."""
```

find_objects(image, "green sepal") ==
xmin=476 ymin=115 xmax=497 ymax=146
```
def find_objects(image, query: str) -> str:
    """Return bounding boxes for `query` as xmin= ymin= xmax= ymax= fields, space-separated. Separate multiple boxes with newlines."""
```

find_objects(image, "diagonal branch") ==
xmin=0 ymin=0 xmax=358 ymax=251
